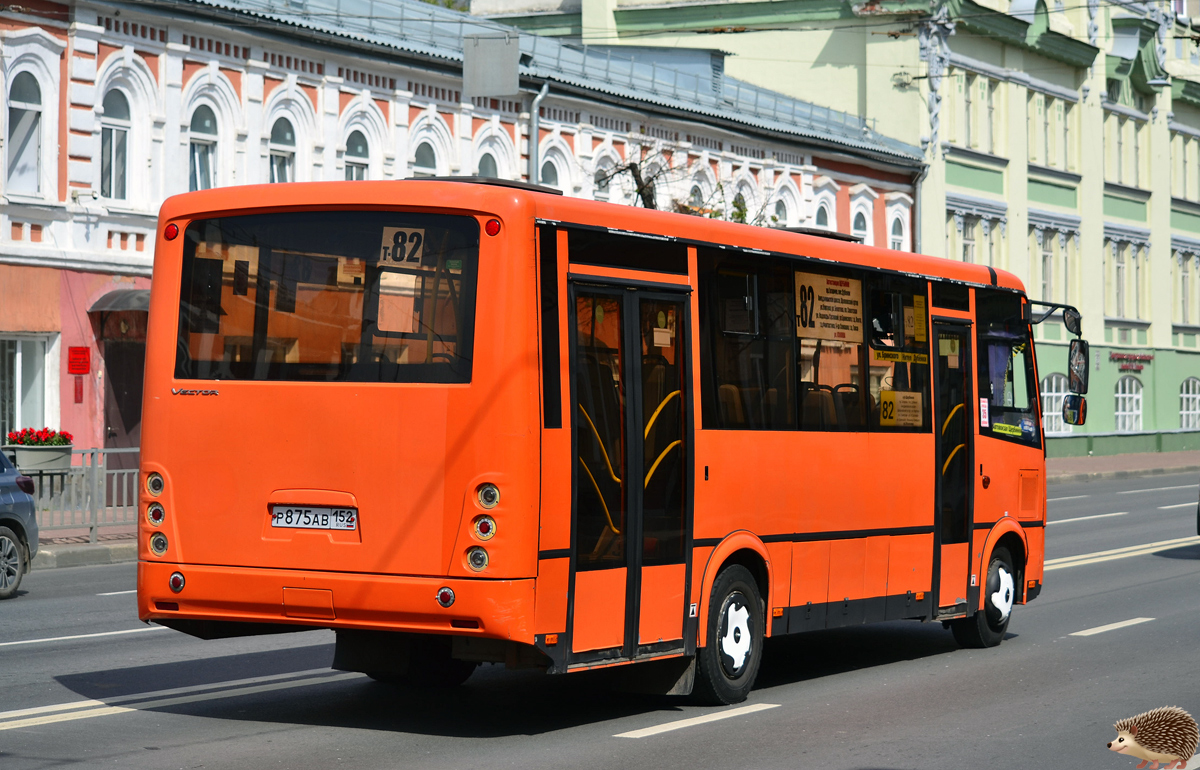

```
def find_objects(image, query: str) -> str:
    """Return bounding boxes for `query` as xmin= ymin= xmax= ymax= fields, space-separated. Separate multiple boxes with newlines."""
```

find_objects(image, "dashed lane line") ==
xmin=1045 ymin=536 xmax=1200 ymax=571
xmin=0 ymin=672 xmax=361 ymax=731
xmin=96 ymin=589 xmax=137 ymax=596
xmin=0 ymin=626 xmax=169 ymax=648
xmin=1117 ymin=484 xmax=1199 ymax=494
xmin=614 ymin=703 xmax=780 ymax=738
xmin=1047 ymin=512 xmax=1127 ymax=526
xmin=0 ymin=668 xmax=332 ymax=721
xmin=1159 ymin=502 xmax=1198 ymax=509
xmin=1070 ymin=618 xmax=1155 ymax=636
xmin=1047 ymin=495 xmax=1090 ymax=502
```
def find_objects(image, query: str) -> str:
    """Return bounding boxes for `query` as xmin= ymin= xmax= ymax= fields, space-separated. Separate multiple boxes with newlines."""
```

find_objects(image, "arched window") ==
xmin=7 ymin=72 xmax=42 ymax=195
xmin=774 ymin=199 xmax=788 ymax=225
xmin=100 ymin=89 xmax=131 ymax=199
xmin=1182 ymin=377 xmax=1200 ymax=429
xmin=477 ymin=152 xmax=498 ymax=178
xmin=269 ymin=117 xmax=295 ymax=183
xmin=890 ymin=217 xmax=905 ymax=251
xmin=1115 ymin=375 xmax=1143 ymax=432
xmin=732 ymin=192 xmax=747 ymax=223
xmin=1040 ymin=373 xmax=1071 ymax=435
xmin=345 ymin=130 xmax=368 ymax=180
xmin=413 ymin=141 xmax=437 ymax=177
xmin=852 ymin=210 xmax=869 ymax=240
xmin=689 ymin=185 xmax=704 ymax=209
xmin=815 ymin=203 xmax=830 ymax=229
xmin=188 ymin=105 xmax=217 ymax=192
xmin=540 ymin=160 xmax=559 ymax=188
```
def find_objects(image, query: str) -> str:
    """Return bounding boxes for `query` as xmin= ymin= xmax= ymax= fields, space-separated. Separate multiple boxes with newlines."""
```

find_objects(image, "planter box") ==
xmin=5 ymin=445 xmax=73 ymax=472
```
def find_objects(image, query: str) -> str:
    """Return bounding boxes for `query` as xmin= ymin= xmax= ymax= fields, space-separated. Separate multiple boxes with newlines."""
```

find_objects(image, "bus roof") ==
xmin=157 ymin=180 xmax=1024 ymax=295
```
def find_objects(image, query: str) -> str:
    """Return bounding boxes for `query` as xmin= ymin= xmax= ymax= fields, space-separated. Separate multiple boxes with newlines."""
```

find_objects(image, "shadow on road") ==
xmin=50 ymin=619 xmax=967 ymax=738
xmin=1153 ymin=543 xmax=1200 ymax=560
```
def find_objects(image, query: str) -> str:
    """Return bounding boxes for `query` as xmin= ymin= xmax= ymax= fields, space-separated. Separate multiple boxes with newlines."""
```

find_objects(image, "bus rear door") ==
xmin=567 ymin=282 xmax=692 ymax=664
xmin=932 ymin=320 xmax=974 ymax=614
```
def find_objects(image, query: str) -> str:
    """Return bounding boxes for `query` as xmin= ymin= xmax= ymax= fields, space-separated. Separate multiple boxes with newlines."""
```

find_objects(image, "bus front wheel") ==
xmin=692 ymin=565 xmax=764 ymax=705
xmin=950 ymin=546 xmax=1015 ymax=649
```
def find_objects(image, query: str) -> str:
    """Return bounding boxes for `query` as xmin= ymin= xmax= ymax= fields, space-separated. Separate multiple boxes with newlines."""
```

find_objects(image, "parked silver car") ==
xmin=0 ymin=450 xmax=38 ymax=599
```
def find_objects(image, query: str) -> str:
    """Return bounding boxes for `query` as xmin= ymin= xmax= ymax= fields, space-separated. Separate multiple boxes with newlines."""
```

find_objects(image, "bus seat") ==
xmin=718 ymin=383 xmax=745 ymax=426
xmin=802 ymin=387 xmax=837 ymax=429
xmin=833 ymin=383 xmax=861 ymax=427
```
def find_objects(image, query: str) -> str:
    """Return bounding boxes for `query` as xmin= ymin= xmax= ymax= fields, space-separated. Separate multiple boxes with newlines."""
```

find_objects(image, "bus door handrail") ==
xmin=578 ymin=405 xmax=621 ymax=483
xmin=644 ymin=390 xmax=681 ymax=440
xmin=644 ymin=440 xmax=682 ymax=489
xmin=578 ymin=457 xmax=621 ymax=534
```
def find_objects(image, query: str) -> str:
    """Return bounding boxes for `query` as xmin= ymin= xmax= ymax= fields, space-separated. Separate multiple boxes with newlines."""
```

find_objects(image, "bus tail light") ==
xmin=164 ymin=223 xmax=179 ymax=240
xmin=477 ymin=483 xmax=500 ymax=509
xmin=146 ymin=472 xmax=165 ymax=496
xmin=149 ymin=533 xmax=168 ymax=555
xmin=485 ymin=219 xmax=501 ymax=236
xmin=466 ymin=547 xmax=488 ymax=571
xmin=473 ymin=515 xmax=496 ymax=540
xmin=169 ymin=572 xmax=185 ymax=592
xmin=147 ymin=503 xmax=165 ymax=526
xmin=436 ymin=587 xmax=455 ymax=607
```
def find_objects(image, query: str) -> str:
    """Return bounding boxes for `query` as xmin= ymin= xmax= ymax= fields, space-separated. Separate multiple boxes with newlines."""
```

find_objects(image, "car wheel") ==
xmin=692 ymin=565 xmax=764 ymax=705
xmin=0 ymin=526 xmax=26 ymax=600
xmin=950 ymin=546 xmax=1015 ymax=649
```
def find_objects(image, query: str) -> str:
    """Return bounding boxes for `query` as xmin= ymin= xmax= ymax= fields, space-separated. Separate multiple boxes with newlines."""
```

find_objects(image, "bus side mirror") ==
xmin=1063 ymin=394 xmax=1087 ymax=426
xmin=1063 ymin=308 xmax=1082 ymax=337
xmin=1068 ymin=338 xmax=1089 ymax=394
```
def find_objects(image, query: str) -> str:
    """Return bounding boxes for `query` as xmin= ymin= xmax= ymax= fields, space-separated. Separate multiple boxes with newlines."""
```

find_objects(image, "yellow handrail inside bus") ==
xmin=578 ymin=457 xmax=620 ymax=534
xmin=644 ymin=390 xmax=681 ymax=440
xmin=578 ymin=404 xmax=621 ymax=483
xmin=941 ymin=403 xmax=963 ymax=436
xmin=644 ymin=440 xmax=682 ymax=489
xmin=942 ymin=443 xmax=965 ymax=475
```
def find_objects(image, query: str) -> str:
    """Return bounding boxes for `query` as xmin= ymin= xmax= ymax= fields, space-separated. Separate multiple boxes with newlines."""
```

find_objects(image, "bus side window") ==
xmin=976 ymin=289 xmax=1041 ymax=448
xmin=866 ymin=278 xmax=931 ymax=432
xmin=794 ymin=266 xmax=867 ymax=431
xmin=698 ymin=249 xmax=795 ymax=431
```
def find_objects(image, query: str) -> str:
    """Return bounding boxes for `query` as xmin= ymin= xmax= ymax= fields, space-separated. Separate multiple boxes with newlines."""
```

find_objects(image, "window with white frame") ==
xmin=774 ymin=199 xmax=788 ymax=226
xmin=1182 ymin=255 xmax=1194 ymax=325
xmin=1040 ymin=232 xmax=1054 ymax=301
xmin=413 ymin=141 xmax=437 ymax=177
xmin=986 ymin=223 xmax=997 ymax=267
xmin=986 ymin=79 xmax=997 ymax=154
xmin=345 ymin=130 xmax=368 ymax=180
xmin=1181 ymin=377 xmax=1200 ymax=429
xmin=100 ymin=89 xmax=130 ymax=199
xmin=1134 ymin=248 xmax=1143 ymax=319
xmin=1115 ymin=375 xmax=1143 ymax=432
xmin=1113 ymin=242 xmax=1127 ymax=318
xmin=477 ymin=152 xmax=498 ymax=178
xmin=540 ymin=160 xmax=559 ymax=189
xmin=7 ymin=72 xmax=42 ymax=195
xmin=815 ymin=202 xmax=831 ymax=229
xmin=964 ymin=73 xmax=974 ymax=148
xmin=852 ymin=210 xmax=868 ymax=240
xmin=269 ymin=117 xmax=295 ymax=183
xmin=890 ymin=218 xmax=905 ymax=250
xmin=961 ymin=216 xmax=978 ymax=263
xmin=189 ymin=105 xmax=217 ymax=192
xmin=1041 ymin=373 xmax=1071 ymax=435
xmin=0 ymin=338 xmax=47 ymax=438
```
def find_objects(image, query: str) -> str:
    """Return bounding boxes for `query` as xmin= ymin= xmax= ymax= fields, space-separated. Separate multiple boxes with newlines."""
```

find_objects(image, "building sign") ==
xmin=67 ymin=347 xmax=90 ymax=375
xmin=794 ymin=271 xmax=863 ymax=343
xmin=1109 ymin=352 xmax=1153 ymax=372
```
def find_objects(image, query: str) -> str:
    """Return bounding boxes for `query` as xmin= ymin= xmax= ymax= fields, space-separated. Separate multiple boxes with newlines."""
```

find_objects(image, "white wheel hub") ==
xmin=991 ymin=565 xmax=1014 ymax=622
xmin=720 ymin=600 xmax=751 ymax=673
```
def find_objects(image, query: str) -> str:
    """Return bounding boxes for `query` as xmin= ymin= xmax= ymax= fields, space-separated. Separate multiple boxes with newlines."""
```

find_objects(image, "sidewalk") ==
xmin=29 ymin=451 xmax=1200 ymax=571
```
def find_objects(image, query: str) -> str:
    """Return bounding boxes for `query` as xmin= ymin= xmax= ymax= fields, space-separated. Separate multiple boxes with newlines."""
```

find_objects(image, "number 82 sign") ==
xmin=380 ymin=227 xmax=425 ymax=264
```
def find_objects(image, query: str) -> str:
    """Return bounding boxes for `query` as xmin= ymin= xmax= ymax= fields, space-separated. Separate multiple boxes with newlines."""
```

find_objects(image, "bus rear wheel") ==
xmin=365 ymin=634 xmax=478 ymax=688
xmin=692 ymin=565 xmax=764 ymax=705
xmin=950 ymin=546 xmax=1015 ymax=649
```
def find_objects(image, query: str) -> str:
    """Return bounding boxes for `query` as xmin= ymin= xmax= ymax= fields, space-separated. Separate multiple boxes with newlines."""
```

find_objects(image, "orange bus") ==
xmin=137 ymin=179 xmax=1088 ymax=704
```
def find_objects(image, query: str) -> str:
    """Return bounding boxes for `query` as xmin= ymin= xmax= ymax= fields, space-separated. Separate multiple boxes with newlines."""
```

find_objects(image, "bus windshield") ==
xmin=174 ymin=211 xmax=479 ymax=383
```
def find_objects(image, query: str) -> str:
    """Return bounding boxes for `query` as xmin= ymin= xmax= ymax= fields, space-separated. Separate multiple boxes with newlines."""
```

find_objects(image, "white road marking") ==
xmin=1118 ymin=484 xmax=1199 ymax=494
xmin=614 ymin=703 xmax=779 ymax=739
xmin=0 ymin=626 xmax=169 ymax=648
xmin=1048 ymin=495 xmax=1090 ymax=502
xmin=0 ymin=668 xmax=333 ymax=721
xmin=1070 ymin=617 xmax=1155 ymax=636
xmin=0 ymin=672 xmax=361 ymax=732
xmin=96 ymin=589 xmax=137 ymax=596
xmin=1159 ymin=502 xmax=1198 ymax=509
xmin=1048 ymin=512 xmax=1127 ymax=526
xmin=1045 ymin=536 xmax=1200 ymax=571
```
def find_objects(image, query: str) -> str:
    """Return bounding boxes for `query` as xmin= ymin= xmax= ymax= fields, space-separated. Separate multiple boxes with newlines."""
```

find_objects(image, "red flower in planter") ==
xmin=5 ymin=427 xmax=73 ymax=446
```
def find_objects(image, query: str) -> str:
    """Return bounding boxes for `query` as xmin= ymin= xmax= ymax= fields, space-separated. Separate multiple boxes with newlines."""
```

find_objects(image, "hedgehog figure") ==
xmin=1107 ymin=706 xmax=1199 ymax=770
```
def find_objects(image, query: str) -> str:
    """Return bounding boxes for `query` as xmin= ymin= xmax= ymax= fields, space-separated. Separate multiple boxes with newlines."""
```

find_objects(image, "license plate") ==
xmin=270 ymin=505 xmax=357 ymax=531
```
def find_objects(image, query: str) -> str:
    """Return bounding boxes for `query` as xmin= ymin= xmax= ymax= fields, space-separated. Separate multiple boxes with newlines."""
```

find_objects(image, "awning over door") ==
xmin=88 ymin=289 xmax=150 ymax=313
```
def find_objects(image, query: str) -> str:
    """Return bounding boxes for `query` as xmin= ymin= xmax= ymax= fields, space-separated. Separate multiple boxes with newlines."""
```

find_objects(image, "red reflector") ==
xmin=164 ymin=223 xmax=179 ymax=240
xmin=154 ymin=601 xmax=179 ymax=611
xmin=451 ymin=619 xmax=479 ymax=629
xmin=485 ymin=219 xmax=501 ymax=236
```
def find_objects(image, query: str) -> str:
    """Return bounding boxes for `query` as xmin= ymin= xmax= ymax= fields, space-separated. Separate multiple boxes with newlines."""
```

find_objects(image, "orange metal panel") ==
xmin=572 ymin=568 xmax=626 ymax=653
xmin=827 ymin=539 xmax=865 ymax=602
xmin=534 ymin=558 xmax=570 ymax=634
xmin=638 ymin=563 xmax=686 ymax=645
xmin=939 ymin=542 xmax=970 ymax=607
xmin=886 ymin=534 xmax=933 ymax=596
xmin=282 ymin=587 xmax=335 ymax=619
xmin=1017 ymin=469 xmax=1042 ymax=520
xmin=864 ymin=535 xmax=890 ymax=598
xmin=765 ymin=541 xmax=792 ymax=614
xmin=790 ymin=541 xmax=830 ymax=606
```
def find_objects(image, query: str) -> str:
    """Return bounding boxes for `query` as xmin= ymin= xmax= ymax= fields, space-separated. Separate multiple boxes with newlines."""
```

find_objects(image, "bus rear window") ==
xmin=175 ymin=211 xmax=479 ymax=382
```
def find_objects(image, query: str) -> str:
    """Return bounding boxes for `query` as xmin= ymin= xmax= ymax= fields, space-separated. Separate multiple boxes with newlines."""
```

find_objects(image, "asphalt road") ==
xmin=2 ymin=473 xmax=1198 ymax=770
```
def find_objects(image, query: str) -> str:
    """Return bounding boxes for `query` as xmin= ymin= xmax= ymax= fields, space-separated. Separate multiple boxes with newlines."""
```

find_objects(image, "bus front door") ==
xmin=932 ymin=321 xmax=974 ymax=614
xmin=568 ymin=284 xmax=691 ymax=663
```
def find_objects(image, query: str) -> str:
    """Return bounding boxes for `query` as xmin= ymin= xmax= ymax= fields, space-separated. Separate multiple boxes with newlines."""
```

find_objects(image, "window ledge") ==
xmin=1172 ymin=197 xmax=1200 ymax=214
xmin=1027 ymin=164 xmax=1081 ymax=185
xmin=101 ymin=202 xmax=156 ymax=218
xmin=2 ymin=193 xmax=66 ymax=210
xmin=943 ymin=144 xmax=1009 ymax=168
xmin=1174 ymin=323 xmax=1200 ymax=334
xmin=1104 ymin=316 xmax=1152 ymax=329
xmin=1104 ymin=181 xmax=1152 ymax=201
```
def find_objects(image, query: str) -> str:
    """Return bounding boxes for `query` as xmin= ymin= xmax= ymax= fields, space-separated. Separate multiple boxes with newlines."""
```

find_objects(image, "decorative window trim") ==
xmin=337 ymin=92 xmax=389 ymax=179
xmin=2 ymin=28 xmax=64 ymax=202
xmin=471 ymin=116 xmax=518 ymax=181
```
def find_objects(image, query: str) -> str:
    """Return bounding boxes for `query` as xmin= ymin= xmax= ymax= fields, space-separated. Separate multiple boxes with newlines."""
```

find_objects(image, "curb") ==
xmin=1047 ymin=464 xmax=1200 ymax=485
xmin=31 ymin=542 xmax=137 ymax=570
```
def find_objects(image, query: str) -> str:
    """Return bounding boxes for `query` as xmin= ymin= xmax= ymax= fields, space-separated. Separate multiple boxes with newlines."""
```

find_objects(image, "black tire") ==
xmin=0 ymin=526 xmax=26 ymax=600
xmin=950 ymin=546 xmax=1015 ymax=649
xmin=692 ymin=565 xmax=764 ymax=705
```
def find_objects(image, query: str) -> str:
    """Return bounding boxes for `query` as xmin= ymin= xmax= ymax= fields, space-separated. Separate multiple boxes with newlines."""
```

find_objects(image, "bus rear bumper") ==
xmin=137 ymin=561 xmax=536 ymax=642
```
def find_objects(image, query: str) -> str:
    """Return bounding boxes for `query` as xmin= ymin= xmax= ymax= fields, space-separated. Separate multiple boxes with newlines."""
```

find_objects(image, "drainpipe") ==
xmin=912 ymin=164 xmax=928 ymax=255
xmin=529 ymin=82 xmax=550 ymax=184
